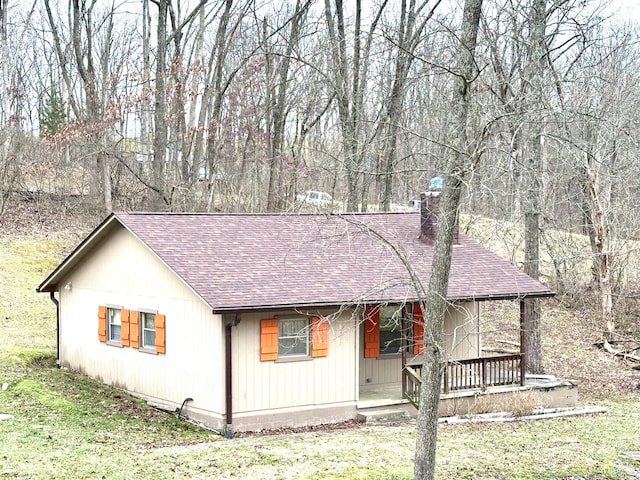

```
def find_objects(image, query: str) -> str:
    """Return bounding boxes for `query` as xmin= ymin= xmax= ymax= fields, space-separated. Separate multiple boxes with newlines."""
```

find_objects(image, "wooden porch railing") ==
xmin=402 ymin=354 xmax=524 ymax=407
xmin=402 ymin=364 xmax=422 ymax=409
xmin=442 ymin=354 xmax=524 ymax=393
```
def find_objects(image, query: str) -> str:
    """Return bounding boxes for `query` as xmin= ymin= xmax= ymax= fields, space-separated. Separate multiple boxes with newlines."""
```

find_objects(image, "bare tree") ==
xmin=378 ymin=0 xmax=441 ymax=211
xmin=414 ymin=0 xmax=483 ymax=478
xmin=265 ymin=0 xmax=311 ymax=211
xmin=547 ymin=23 xmax=639 ymax=341
xmin=43 ymin=0 xmax=116 ymax=212
xmin=323 ymin=0 xmax=388 ymax=212
xmin=521 ymin=0 xmax=546 ymax=374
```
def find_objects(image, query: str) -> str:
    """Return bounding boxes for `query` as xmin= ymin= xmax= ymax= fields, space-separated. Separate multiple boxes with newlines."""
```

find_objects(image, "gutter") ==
xmin=209 ymin=292 xmax=555 ymax=314
xmin=49 ymin=292 xmax=61 ymax=368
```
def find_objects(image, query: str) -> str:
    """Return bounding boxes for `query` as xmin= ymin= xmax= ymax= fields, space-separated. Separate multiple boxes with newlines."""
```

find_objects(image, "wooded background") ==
xmin=1 ymin=0 xmax=639 ymax=329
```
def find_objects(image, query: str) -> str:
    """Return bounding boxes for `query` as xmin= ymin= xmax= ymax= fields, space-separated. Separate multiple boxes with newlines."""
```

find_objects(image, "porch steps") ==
xmin=356 ymin=407 xmax=411 ymax=424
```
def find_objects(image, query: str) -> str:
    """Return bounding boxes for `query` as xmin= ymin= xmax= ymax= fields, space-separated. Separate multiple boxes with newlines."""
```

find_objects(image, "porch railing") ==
xmin=402 ymin=364 xmax=422 ymax=409
xmin=442 ymin=354 xmax=524 ymax=393
xmin=402 ymin=354 xmax=524 ymax=406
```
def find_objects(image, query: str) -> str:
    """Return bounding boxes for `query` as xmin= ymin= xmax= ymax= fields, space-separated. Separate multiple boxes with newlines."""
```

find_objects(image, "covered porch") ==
xmin=357 ymin=299 xmax=577 ymax=417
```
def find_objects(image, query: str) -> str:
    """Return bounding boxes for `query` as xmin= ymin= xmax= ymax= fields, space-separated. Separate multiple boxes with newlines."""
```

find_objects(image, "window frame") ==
xmin=139 ymin=310 xmax=157 ymax=353
xmin=106 ymin=306 xmax=122 ymax=346
xmin=276 ymin=316 xmax=310 ymax=360
xmin=378 ymin=306 xmax=403 ymax=357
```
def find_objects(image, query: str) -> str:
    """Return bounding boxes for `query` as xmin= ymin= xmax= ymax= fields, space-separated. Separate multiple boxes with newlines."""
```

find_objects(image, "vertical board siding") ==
xmin=232 ymin=310 xmax=357 ymax=414
xmin=59 ymin=226 xmax=224 ymax=417
xmin=359 ymin=353 xmax=402 ymax=386
xmin=444 ymin=302 xmax=480 ymax=360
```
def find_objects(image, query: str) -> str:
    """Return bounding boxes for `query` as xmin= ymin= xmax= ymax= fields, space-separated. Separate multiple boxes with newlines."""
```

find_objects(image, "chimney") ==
xmin=419 ymin=176 xmax=458 ymax=245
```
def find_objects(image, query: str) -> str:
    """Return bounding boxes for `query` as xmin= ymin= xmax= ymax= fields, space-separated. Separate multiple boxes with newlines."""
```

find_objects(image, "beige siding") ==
xmin=58 ymin=226 xmax=224 ymax=424
xmin=231 ymin=309 xmax=358 ymax=420
xmin=358 ymin=314 xmax=402 ymax=385
xmin=444 ymin=301 xmax=480 ymax=360
xmin=359 ymin=355 xmax=402 ymax=386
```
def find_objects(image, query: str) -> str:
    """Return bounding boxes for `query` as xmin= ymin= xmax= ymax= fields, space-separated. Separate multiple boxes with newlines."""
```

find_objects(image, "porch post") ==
xmin=401 ymin=304 xmax=409 ymax=399
xmin=519 ymin=300 xmax=526 ymax=386
xmin=402 ymin=304 xmax=408 ymax=368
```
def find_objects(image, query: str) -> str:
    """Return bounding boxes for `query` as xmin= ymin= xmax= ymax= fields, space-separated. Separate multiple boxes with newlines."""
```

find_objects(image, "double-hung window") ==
xmin=107 ymin=307 xmax=121 ymax=343
xmin=141 ymin=312 xmax=156 ymax=350
xmin=260 ymin=316 xmax=328 ymax=361
xmin=278 ymin=317 xmax=309 ymax=357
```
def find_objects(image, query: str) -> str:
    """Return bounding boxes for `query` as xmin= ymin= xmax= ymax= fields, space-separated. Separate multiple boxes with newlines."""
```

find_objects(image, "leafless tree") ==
xmin=414 ymin=0 xmax=483 ymax=478
xmin=378 ymin=0 xmax=442 ymax=211
xmin=323 ymin=0 xmax=388 ymax=211
xmin=264 ymin=0 xmax=312 ymax=211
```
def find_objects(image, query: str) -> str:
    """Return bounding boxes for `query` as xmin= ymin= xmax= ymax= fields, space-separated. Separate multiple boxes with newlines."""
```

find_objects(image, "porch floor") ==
xmin=357 ymin=383 xmax=405 ymax=409
xmin=357 ymin=374 xmax=576 ymax=411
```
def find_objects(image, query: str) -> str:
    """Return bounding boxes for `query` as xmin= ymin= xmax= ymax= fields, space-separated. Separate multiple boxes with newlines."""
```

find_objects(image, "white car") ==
xmin=296 ymin=190 xmax=334 ymax=205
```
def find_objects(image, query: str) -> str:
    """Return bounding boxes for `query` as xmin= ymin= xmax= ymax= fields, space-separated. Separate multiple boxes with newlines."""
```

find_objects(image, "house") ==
xmin=37 ymin=188 xmax=567 ymax=435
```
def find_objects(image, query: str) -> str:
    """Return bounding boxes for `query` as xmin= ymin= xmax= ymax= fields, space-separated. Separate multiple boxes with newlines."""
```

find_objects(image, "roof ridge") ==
xmin=115 ymin=211 xmax=418 ymax=217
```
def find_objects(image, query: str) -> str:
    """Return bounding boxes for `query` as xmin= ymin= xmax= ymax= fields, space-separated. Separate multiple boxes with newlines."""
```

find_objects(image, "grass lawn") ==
xmin=1 ymin=230 xmax=640 ymax=479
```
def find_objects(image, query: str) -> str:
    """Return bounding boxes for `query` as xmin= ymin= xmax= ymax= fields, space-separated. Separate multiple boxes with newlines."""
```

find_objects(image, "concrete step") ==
xmin=357 ymin=407 xmax=410 ymax=424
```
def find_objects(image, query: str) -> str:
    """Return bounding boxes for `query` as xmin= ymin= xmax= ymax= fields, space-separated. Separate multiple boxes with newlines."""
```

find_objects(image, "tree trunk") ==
xmin=522 ymin=0 xmax=546 ymax=375
xmin=324 ymin=0 xmax=387 ymax=212
xmin=414 ymin=0 xmax=482 ymax=478
xmin=139 ymin=0 xmax=153 ymax=184
xmin=379 ymin=0 xmax=440 ymax=211
xmin=582 ymin=154 xmax=614 ymax=340
xmin=204 ymin=0 xmax=234 ymax=212
xmin=152 ymin=0 xmax=169 ymax=210
xmin=0 ymin=0 xmax=6 ymax=41
xmin=184 ymin=4 xmax=206 ymax=182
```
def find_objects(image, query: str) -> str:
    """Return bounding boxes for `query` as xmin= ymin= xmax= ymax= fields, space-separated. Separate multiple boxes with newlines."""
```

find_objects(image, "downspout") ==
xmin=49 ymin=292 xmax=61 ymax=369
xmin=225 ymin=313 xmax=240 ymax=438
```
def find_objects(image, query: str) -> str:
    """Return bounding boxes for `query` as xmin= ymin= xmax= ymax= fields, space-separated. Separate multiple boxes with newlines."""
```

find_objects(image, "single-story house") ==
xmin=37 ymin=189 xmax=560 ymax=434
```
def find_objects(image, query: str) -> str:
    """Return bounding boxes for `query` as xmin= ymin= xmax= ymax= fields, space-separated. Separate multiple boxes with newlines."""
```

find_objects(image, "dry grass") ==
xmin=467 ymin=389 xmax=542 ymax=418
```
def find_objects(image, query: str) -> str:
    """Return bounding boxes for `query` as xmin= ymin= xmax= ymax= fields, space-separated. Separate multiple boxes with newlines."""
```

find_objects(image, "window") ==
xmin=364 ymin=304 xmax=423 ymax=358
xmin=141 ymin=312 xmax=156 ymax=350
xmin=260 ymin=317 xmax=328 ymax=361
xmin=107 ymin=307 xmax=121 ymax=343
xmin=98 ymin=305 xmax=166 ymax=354
xmin=278 ymin=317 xmax=309 ymax=357
xmin=378 ymin=306 xmax=402 ymax=355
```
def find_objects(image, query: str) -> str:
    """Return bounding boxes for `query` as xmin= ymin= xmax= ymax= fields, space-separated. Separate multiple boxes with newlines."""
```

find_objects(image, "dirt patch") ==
xmin=233 ymin=418 xmax=365 ymax=437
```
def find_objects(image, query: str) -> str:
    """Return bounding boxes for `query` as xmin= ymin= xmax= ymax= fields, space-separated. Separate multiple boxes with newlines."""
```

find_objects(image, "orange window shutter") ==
xmin=413 ymin=303 xmax=424 ymax=355
xmin=155 ymin=313 xmax=166 ymax=354
xmin=130 ymin=311 xmax=140 ymax=349
xmin=311 ymin=316 xmax=329 ymax=358
xmin=98 ymin=305 xmax=107 ymax=342
xmin=121 ymin=309 xmax=130 ymax=346
xmin=260 ymin=319 xmax=279 ymax=361
xmin=363 ymin=306 xmax=380 ymax=358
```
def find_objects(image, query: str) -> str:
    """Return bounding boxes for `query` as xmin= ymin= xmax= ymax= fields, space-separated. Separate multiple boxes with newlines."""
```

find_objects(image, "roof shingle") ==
xmin=113 ymin=212 xmax=552 ymax=311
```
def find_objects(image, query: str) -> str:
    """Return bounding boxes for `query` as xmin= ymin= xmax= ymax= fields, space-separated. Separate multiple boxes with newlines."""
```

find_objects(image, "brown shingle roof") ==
xmin=110 ymin=212 xmax=552 ymax=311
